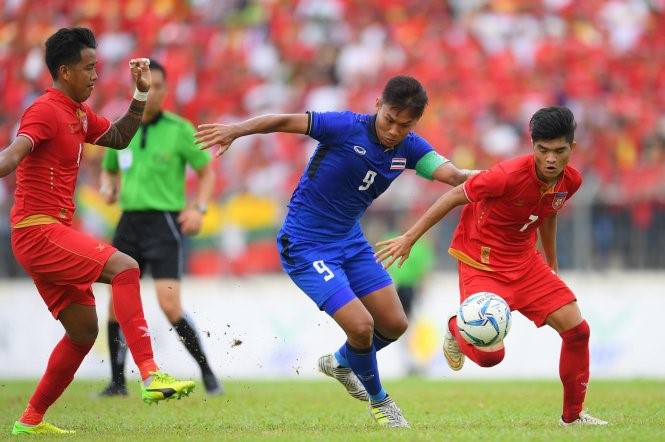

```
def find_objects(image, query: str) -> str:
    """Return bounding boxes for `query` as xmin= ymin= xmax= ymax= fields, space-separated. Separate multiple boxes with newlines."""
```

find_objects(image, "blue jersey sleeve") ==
xmin=308 ymin=111 xmax=357 ymax=145
xmin=404 ymin=133 xmax=437 ymax=168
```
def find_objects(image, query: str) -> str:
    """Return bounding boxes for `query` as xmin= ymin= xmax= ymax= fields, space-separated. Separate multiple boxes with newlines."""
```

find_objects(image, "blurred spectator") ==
xmin=1 ymin=0 xmax=665 ymax=275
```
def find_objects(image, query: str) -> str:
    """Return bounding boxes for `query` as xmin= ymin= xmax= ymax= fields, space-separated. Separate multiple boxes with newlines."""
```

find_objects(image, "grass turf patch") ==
xmin=1 ymin=378 xmax=663 ymax=441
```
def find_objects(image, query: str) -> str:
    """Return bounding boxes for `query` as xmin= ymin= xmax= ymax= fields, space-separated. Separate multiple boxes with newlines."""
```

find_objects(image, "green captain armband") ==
xmin=415 ymin=151 xmax=449 ymax=181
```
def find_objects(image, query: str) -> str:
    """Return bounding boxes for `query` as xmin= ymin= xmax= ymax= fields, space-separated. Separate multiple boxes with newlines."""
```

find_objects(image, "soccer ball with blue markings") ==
xmin=457 ymin=292 xmax=512 ymax=347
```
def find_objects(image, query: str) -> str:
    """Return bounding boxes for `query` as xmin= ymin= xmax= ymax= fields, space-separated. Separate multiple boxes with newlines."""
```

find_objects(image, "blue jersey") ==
xmin=281 ymin=111 xmax=439 ymax=241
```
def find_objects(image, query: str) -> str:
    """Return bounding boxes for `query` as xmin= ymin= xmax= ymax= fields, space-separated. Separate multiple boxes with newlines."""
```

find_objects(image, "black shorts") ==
xmin=112 ymin=211 xmax=183 ymax=279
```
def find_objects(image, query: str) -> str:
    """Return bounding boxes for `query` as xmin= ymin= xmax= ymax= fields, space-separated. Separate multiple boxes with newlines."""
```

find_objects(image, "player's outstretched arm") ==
xmin=195 ymin=113 xmax=309 ymax=158
xmin=0 ymin=136 xmax=32 ymax=177
xmin=375 ymin=184 xmax=470 ymax=269
xmin=432 ymin=162 xmax=482 ymax=187
xmin=97 ymin=58 xmax=152 ymax=150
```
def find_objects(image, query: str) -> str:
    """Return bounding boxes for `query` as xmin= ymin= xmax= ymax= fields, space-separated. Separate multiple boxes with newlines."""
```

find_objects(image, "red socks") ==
xmin=559 ymin=320 xmax=590 ymax=422
xmin=18 ymin=269 xmax=160 ymax=425
xmin=449 ymin=317 xmax=505 ymax=367
xmin=21 ymin=335 xmax=93 ymax=424
xmin=111 ymin=268 xmax=158 ymax=379
xmin=447 ymin=315 xmax=591 ymax=423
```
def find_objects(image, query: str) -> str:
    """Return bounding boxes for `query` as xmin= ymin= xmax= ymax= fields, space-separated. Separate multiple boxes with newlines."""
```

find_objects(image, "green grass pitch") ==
xmin=1 ymin=378 xmax=663 ymax=441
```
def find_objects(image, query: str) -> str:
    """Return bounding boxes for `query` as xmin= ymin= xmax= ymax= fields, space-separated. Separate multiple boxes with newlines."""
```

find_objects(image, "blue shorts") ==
xmin=277 ymin=230 xmax=393 ymax=311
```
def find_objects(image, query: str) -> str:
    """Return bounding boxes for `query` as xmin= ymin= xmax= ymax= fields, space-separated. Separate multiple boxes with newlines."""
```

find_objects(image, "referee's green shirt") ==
xmin=101 ymin=111 xmax=211 ymax=212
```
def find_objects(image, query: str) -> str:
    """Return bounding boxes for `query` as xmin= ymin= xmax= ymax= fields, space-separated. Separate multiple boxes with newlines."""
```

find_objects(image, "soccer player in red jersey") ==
xmin=0 ymin=27 xmax=194 ymax=436
xmin=375 ymin=106 xmax=608 ymax=427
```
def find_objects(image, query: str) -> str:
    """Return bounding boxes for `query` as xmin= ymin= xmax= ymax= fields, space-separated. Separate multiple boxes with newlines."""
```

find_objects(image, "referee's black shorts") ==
xmin=112 ymin=211 xmax=183 ymax=279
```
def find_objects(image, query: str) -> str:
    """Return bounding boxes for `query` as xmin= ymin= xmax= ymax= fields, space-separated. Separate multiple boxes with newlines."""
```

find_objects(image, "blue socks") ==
xmin=339 ymin=342 xmax=387 ymax=402
xmin=334 ymin=329 xmax=396 ymax=367
xmin=332 ymin=330 xmax=396 ymax=402
xmin=334 ymin=349 xmax=349 ymax=367
xmin=372 ymin=330 xmax=395 ymax=352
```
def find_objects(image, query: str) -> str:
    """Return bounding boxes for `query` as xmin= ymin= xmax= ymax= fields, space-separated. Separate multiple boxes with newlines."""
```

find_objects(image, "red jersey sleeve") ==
xmin=16 ymin=102 xmax=58 ymax=148
xmin=462 ymin=166 xmax=509 ymax=202
xmin=565 ymin=166 xmax=583 ymax=196
xmin=82 ymin=103 xmax=111 ymax=143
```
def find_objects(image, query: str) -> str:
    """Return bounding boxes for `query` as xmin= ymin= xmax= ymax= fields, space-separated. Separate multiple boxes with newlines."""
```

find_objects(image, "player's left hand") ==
xmin=374 ymin=235 xmax=413 ymax=269
xmin=194 ymin=123 xmax=236 ymax=158
xmin=178 ymin=209 xmax=204 ymax=235
xmin=128 ymin=58 xmax=152 ymax=93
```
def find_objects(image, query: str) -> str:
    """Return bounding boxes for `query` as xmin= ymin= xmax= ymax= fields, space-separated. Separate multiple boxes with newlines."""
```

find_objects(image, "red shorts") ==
xmin=11 ymin=223 xmax=117 ymax=319
xmin=457 ymin=255 xmax=576 ymax=327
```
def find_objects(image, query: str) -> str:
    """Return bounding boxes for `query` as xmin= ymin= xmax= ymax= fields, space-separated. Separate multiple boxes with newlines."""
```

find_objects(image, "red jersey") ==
xmin=449 ymin=154 xmax=582 ymax=272
xmin=11 ymin=88 xmax=111 ymax=226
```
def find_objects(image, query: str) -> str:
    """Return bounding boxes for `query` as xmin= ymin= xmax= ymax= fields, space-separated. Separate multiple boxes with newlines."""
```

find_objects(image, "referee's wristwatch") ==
xmin=194 ymin=203 xmax=208 ymax=215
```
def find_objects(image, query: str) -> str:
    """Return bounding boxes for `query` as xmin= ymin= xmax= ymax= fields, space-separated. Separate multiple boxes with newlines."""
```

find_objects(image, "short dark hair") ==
xmin=148 ymin=59 xmax=166 ymax=80
xmin=529 ymin=106 xmax=577 ymax=144
xmin=44 ymin=27 xmax=97 ymax=80
xmin=381 ymin=75 xmax=428 ymax=119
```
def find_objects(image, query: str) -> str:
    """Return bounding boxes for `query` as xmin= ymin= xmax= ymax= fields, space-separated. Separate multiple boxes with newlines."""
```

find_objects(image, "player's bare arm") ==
xmin=432 ymin=162 xmax=481 ymax=187
xmin=538 ymin=213 xmax=559 ymax=273
xmin=97 ymin=100 xmax=145 ymax=149
xmin=375 ymin=184 xmax=470 ymax=269
xmin=195 ymin=113 xmax=309 ymax=157
xmin=97 ymin=58 xmax=151 ymax=150
xmin=0 ymin=136 xmax=32 ymax=177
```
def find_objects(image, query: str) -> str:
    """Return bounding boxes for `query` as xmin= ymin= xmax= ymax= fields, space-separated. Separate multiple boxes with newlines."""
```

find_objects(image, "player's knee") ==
xmin=69 ymin=324 xmax=99 ymax=343
xmin=476 ymin=347 xmax=505 ymax=367
xmin=345 ymin=319 xmax=375 ymax=347
xmin=83 ymin=325 xmax=99 ymax=343
xmin=398 ymin=315 xmax=408 ymax=335
xmin=107 ymin=251 xmax=139 ymax=274
xmin=384 ymin=315 xmax=408 ymax=338
xmin=577 ymin=320 xmax=591 ymax=340
xmin=116 ymin=253 xmax=139 ymax=272
xmin=561 ymin=319 xmax=590 ymax=343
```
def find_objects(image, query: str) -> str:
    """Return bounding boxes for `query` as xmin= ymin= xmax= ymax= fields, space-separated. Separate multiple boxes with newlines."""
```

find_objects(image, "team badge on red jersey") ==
xmin=481 ymin=246 xmax=491 ymax=264
xmin=76 ymin=108 xmax=88 ymax=133
xmin=552 ymin=192 xmax=568 ymax=209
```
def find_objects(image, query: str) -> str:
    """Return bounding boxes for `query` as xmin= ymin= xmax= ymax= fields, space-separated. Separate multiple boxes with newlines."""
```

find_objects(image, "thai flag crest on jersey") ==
xmin=390 ymin=157 xmax=406 ymax=170
xmin=552 ymin=192 xmax=568 ymax=209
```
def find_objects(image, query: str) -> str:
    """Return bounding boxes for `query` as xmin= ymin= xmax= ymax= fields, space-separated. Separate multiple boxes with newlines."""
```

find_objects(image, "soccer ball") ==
xmin=456 ymin=292 xmax=512 ymax=347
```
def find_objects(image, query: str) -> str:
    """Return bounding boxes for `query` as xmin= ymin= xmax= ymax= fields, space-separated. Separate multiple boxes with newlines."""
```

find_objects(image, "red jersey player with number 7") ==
xmin=0 ymin=27 xmax=195 ymax=436
xmin=376 ymin=106 xmax=608 ymax=427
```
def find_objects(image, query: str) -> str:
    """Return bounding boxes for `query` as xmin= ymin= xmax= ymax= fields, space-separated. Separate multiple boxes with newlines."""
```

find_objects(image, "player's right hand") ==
xmin=128 ymin=58 xmax=151 ymax=92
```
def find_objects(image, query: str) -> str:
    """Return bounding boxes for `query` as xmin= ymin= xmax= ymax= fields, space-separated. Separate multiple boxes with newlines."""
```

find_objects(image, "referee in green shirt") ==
xmin=99 ymin=60 xmax=221 ymax=396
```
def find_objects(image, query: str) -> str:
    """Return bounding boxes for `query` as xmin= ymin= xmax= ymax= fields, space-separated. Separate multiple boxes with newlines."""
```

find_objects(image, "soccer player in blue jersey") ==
xmin=195 ymin=75 xmax=473 ymax=428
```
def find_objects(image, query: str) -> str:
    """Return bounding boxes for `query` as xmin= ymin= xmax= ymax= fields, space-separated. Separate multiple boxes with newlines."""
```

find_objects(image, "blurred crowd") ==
xmin=1 ymin=0 xmax=665 ymax=277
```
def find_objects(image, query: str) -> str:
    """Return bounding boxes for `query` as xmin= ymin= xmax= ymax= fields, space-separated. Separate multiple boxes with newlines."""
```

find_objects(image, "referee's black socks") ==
xmin=173 ymin=316 xmax=212 ymax=373
xmin=107 ymin=321 xmax=127 ymax=386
